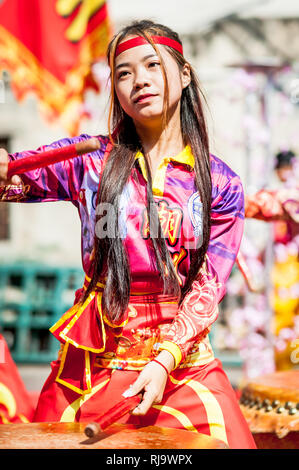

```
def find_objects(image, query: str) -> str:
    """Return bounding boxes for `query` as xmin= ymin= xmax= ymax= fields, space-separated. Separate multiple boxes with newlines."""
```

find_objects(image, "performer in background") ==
xmin=0 ymin=20 xmax=256 ymax=449
xmin=245 ymin=150 xmax=299 ymax=370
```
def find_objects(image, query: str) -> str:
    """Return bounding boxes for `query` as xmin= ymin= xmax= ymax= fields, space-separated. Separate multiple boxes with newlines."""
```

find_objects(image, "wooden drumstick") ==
xmin=84 ymin=394 xmax=142 ymax=438
xmin=7 ymin=138 xmax=101 ymax=178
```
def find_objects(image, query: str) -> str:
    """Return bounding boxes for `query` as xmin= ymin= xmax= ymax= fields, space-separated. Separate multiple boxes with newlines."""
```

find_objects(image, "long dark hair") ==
xmin=80 ymin=20 xmax=212 ymax=323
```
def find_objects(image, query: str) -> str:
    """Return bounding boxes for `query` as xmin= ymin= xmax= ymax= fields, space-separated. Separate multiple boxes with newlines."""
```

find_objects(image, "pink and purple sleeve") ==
xmin=158 ymin=173 xmax=245 ymax=367
xmin=0 ymin=134 xmax=95 ymax=205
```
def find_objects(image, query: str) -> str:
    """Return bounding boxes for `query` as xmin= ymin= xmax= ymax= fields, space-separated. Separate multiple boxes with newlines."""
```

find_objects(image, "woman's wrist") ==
xmin=157 ymin=341 xmax=182 ymax=369
xmin=154 ymin=350 xmax=175 ymax=373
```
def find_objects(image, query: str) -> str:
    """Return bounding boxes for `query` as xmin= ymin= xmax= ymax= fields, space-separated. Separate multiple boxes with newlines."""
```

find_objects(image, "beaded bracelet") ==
xmin=151 ymin=359 xmax=169 ymax=375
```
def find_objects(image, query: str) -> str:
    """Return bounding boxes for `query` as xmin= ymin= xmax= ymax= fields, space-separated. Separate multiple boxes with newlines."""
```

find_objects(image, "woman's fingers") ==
xmin=0 ymin=149 xmax=8 ymax=184
xmin=122 ymin=361 xmax=168 ymax=416
xmin=0 ymin=148 xmax=22 ymax=186
xmin=0 ymin=173 xmax=22 ymax=187
xmin=10 ymin=175 xmax=22 ymax=185
xmin=122 ymin=376 xmax=157 ymax=416
xmin=122 ymin=374 xmax=146 ymax=398
xmin=131 ymin=388 xmax=157 ymax=416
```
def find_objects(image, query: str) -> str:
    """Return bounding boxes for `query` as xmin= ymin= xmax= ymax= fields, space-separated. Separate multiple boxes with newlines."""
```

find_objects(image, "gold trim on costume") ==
xmin=49 ymin=303 xmax=81 ymax=333
xmin=50 ymin=290 xmax=107 ymax=354
xmin=55 ymin=343 xmax=93 ymax=395
xmin=83 ymin=273 xmax=106 ymax=289
xmin=85 ymin=351 xmax=92 ymax=391
xmin=0 ymin=413 xmax=9 ymax=424
xmin=18 ymin=414 xmax=30 ymax=423
xmin=152 ymin=403 xmax=198 ymax=433
xmin=59 ymin=375 xmax=113 ymax=422
xmin=169 ymin=375 xmax=228 ymax=445
xmin=94 ymin=337 xmax=214 ymax=371
xmin=157 ymin=340 xmax=182 ymax=369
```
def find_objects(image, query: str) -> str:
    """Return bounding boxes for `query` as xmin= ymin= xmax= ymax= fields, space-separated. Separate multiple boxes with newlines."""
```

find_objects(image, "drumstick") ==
xmin=84 ymin=394 xmax=142 ymax=438
xmin=7 ymin=138 xmax=101 ymax=178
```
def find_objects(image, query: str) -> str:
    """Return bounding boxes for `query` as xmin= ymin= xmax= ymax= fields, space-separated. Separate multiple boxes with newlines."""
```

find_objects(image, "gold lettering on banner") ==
xmin=56 ymin=0 xmax=106 ymax=42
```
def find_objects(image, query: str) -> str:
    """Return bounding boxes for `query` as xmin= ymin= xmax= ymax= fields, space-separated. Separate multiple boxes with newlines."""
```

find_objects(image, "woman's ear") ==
xmin=181 ymin=63 xmax=191 ymax=89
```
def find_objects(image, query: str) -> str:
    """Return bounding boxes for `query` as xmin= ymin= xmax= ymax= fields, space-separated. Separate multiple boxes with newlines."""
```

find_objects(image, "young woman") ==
xmin=0 ymin=20 xmax=256 ymax=449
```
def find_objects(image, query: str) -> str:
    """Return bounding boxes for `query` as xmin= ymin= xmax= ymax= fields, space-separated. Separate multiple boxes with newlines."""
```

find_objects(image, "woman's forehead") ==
xmin=114 ymin=36 xmax=168 ymax=65
xmin=115 ymin=47 xmax=157 ymax=65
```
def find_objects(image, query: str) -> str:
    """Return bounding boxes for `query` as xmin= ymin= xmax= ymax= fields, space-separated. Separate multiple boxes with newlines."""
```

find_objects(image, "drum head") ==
xmin=0 ymin=422 xmax=228 ymax=449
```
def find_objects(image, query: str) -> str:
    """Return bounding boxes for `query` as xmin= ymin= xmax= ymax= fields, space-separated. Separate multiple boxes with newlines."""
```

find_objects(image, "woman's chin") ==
xmin=133 ymin=110 xmax=164 ymax=127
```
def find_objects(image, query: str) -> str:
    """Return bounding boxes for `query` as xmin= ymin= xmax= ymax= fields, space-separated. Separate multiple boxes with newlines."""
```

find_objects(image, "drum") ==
xmin=0 ymin=422 xmax=228 ymax=449
xmin=239 ymin=370 xmax=299 ymax=449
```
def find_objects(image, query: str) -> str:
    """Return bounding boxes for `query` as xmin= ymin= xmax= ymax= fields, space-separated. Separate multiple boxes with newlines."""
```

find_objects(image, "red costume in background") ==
xmin=0 ymin=334 xmax=34 ymax=423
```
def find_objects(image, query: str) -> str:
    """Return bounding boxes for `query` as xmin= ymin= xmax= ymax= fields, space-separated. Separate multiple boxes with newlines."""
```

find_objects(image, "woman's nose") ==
xmin=133 ymin=68 xmax=150 ymax=89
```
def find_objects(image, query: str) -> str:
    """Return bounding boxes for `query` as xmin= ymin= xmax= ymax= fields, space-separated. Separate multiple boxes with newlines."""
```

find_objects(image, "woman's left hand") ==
xmin=122 ymin=350 xmax=175 ymax=416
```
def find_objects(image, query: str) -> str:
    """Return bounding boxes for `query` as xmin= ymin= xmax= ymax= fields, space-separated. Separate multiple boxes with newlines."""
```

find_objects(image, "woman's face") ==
xmin=113 ymin=37 xmax=190 ymax=127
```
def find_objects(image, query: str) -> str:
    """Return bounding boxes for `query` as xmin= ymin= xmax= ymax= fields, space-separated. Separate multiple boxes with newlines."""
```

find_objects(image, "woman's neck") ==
xmin=134 ymin=108 xmax=185 ymax=162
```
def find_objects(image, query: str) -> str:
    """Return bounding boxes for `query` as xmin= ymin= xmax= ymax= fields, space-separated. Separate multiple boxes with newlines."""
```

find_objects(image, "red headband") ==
xmin=115 ymin=35 xmax=183 ymax=58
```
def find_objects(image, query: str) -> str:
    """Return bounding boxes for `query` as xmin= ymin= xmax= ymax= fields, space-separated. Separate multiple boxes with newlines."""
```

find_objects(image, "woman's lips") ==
xmin=134 ymin=94 xmax=156 ymax=104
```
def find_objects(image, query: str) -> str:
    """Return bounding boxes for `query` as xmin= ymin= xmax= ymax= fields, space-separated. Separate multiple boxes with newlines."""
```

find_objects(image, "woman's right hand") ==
xmin=0 ymin=148 xmax=22 ymax=186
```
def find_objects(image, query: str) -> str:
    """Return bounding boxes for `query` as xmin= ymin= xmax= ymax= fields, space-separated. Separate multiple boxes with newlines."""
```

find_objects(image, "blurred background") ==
xmin=0 ymin=0 xmax=298 ymax=395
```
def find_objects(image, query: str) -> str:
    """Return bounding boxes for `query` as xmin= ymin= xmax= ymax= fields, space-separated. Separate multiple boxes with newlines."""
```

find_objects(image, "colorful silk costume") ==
xmin=0 ymin=134 xmax=256 ymax=448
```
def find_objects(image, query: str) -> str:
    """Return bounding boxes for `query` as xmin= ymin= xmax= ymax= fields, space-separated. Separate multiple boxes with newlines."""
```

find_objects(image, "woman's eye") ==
xmin=118 ymin=71 xmax=129 ymax=79
xmin=149 ymin=62 xmax=160 ymax=68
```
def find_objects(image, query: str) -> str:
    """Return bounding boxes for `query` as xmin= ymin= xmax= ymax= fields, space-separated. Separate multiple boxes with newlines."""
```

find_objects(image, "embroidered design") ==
xmin=187 ymin=192 xmax=203 ymax=238
xmin=141 ymin=199 xmax=183 ymax=246
xmin=0 ymin=184 xmax=31 ymax=201
xmin=160 ymin=260 xmax=222 ymax=361
xmin=171 ymin=247 xmax=188 ymax=286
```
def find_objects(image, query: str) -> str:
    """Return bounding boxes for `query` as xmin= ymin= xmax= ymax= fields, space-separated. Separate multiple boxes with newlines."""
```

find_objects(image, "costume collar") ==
xmin=134 ymin=145 xmax=194 ymax=170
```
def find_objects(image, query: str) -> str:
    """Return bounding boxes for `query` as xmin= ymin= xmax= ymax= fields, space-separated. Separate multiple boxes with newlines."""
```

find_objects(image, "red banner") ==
xmin=0 ymin=0 xmax=112 ymax=135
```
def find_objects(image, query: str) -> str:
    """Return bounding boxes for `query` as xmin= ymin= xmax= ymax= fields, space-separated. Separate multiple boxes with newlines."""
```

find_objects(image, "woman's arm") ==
xmin=245 ymin=187 xmax=299 ymax=223
xmin=0 ymin=134 xmax=107 ymax=204
xmin=124 ymin=171 xmax=245 ymax=414
xmin=123 ymin=349 xmax=174 ymax=416
xmin=157 ymin=172 xmax=245 ymax=368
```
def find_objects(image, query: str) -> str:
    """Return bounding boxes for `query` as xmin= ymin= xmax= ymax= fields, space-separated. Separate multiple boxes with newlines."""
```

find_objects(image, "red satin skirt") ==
xmin=33 ymin=288 xmax=256 ymax=449
xmin=33 ymin=355 xmax=256 ymax=449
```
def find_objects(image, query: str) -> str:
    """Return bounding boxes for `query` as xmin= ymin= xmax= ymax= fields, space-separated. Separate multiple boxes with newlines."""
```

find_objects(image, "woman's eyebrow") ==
xmin=115 ymin=53 xmax=158 ymax=70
